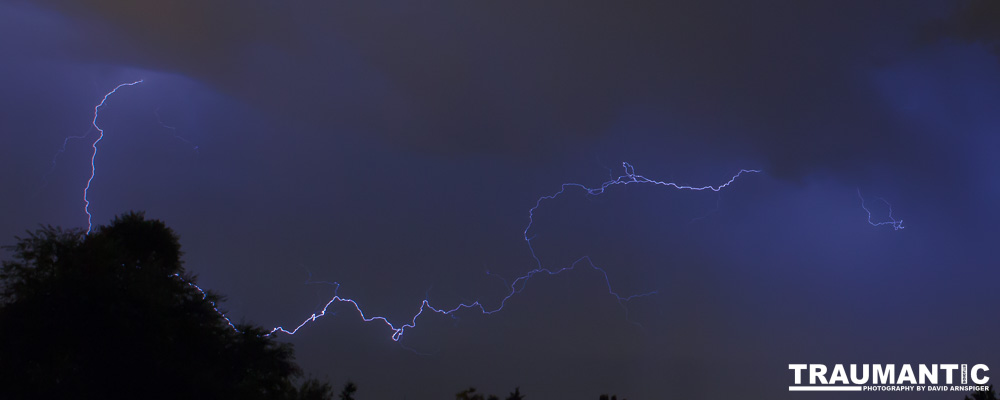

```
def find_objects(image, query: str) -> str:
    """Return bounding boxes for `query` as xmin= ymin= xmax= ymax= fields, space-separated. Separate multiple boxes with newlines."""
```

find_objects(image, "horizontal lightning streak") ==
xmin=266 ymin=162 xmax=760 ymax=341
xmin=523 ymin=162 xmax=762 ymax=268
xmin=267 ymin=256 xmax=658 ymax=341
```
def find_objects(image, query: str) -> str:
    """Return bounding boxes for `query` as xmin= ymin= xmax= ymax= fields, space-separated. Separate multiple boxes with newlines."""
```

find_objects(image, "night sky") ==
xmin=2 ymin=1 xmax=999 ymax=398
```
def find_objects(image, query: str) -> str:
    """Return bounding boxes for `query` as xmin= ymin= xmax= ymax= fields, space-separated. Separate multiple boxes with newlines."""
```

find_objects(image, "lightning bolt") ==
xmin=57 ymin=81 xmax=904 ymax=344
xmin=267 ymin=255 xmax=657 ymax=341
xmin=267 ymin=162 xmax=760 ymax=341
xmin=83 ymin=80 xmax=143 ymax=234
xmin=857 ymin=188 xmax=904 ymax=230
xmin=173 ymin=273 xmax=238 ymax=331
xmin=154 ymin=107 xmax=199 ymax=152
xmin=523 ymin=162 xmax=761 ymax=267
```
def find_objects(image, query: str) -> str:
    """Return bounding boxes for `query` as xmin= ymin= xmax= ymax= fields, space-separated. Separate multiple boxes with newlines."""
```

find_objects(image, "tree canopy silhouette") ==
xmin=338 ymin=381 xmax=357 ymax=400
xmin=455 ymin=386 xmax=525 ymax=400
xmin=0 ymin=212 xmax=333 ymax=400
xmin=965 ymin=385 xmax=998 ymax=400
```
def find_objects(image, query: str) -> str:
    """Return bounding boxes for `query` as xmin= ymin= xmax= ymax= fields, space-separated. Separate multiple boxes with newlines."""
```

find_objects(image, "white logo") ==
xmin=788 ymin=364 xmax=991 ymax=392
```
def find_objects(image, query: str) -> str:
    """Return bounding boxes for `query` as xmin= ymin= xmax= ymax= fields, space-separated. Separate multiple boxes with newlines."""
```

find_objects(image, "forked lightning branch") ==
xmin=789 ymin=363 xmax=991 ymax=392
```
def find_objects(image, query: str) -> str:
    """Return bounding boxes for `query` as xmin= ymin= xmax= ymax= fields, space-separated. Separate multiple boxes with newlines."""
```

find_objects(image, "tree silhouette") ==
xmin=456 ymin=387 xmax=486 ymax=400
xmin=339 ymin=381 xmax=358 ymax=400
xmin=297 ymin=378 xmax=336 ymax=400
xmin=0 ymin=212 xmax=334 ymax=400
xmin=965 ymin=385 xmax=998 ymax=400
xmin=455 ymin=386 xmax=526 ymax=400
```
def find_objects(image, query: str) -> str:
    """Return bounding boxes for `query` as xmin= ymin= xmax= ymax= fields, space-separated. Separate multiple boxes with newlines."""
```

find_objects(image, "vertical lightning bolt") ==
xmin=83 ymin=80 xmax=143 ymax=234
xmin=857 ymin=188 xmax=904 ymax=230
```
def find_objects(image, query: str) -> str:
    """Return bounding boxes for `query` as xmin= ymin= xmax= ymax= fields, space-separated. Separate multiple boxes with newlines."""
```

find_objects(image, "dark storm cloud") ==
xmin=18 ymin=0 xmax=941 ymax=179
xmin=32 ymin=0 xmax=293 ymax=80
xmin=927 ymin=0 xmax=1000 ymax=53
xmin=21 ymin=1 xmax=959 ymax=179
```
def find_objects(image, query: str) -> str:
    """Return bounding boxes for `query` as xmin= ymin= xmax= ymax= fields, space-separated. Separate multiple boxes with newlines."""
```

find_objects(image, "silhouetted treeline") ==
xmin=2 ymin=212 xmax=638 ymax=400
xmin=0 ymin=212 xmax=341 ymax=400
xmin=455 ymin=386 xmax=524 ymax=400
xmin=453 ymin=387 xmax=628 ymax=400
